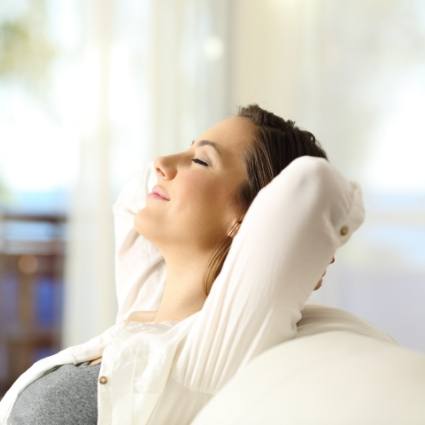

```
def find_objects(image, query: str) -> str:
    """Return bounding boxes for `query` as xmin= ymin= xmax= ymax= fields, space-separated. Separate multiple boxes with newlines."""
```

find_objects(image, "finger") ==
xmin=314 ymin=278 xmax=323 ymax=290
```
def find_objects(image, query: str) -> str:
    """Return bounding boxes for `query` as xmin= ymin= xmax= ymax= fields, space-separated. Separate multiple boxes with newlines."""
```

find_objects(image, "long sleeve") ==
xmin=112 ymin=160 xmax=167 ymax=323
xmin=173 ymin=155 xmax=366 ymax=393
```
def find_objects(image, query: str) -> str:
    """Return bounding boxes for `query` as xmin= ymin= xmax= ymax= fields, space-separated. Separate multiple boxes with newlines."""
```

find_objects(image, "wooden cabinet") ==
xmin=0 ymin=211 xmax=66 ymax=397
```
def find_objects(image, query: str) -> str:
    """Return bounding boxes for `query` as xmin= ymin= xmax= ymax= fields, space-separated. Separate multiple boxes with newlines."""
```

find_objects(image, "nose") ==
xmin=154 ymin=156 xmax=171 ymax=181
xmin=154 ymin=152 xmax=184 ymax=182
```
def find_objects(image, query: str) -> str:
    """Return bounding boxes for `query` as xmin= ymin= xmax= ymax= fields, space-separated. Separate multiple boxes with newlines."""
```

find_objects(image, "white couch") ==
xmin=190 ymin=304 xmax=425 ymax=425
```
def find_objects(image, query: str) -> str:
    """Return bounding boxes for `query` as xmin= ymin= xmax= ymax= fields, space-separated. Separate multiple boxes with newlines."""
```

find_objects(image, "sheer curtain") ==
xmin=62 ymin=0 xmax=231 ymax=347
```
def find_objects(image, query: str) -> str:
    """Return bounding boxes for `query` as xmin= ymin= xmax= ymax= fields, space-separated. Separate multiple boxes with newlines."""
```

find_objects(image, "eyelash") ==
xmin=192 ymin=158 xmax=208 ymax=167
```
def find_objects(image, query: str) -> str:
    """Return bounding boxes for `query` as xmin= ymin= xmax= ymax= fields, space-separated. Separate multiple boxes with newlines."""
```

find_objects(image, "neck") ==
xmin=153 ymin=249 xmax=213 ymax=322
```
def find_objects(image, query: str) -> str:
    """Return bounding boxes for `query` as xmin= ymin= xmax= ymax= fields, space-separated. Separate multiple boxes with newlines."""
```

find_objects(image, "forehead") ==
xmin=196 ymin=116 xmax=256 ymax=159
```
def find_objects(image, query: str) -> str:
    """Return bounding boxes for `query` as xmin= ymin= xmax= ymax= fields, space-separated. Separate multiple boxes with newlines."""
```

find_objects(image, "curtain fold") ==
xmin=61 ymin=0 xmax=231 ymax=347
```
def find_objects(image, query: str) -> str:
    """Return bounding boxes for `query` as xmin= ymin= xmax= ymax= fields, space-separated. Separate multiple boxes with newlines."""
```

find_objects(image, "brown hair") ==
xmin=203 ymin=103 xmax=329 ymax=296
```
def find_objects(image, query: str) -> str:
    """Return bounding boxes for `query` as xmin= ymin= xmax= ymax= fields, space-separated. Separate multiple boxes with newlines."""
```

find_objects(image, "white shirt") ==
xmin=0 ymin=155 xmax=366 ymax=425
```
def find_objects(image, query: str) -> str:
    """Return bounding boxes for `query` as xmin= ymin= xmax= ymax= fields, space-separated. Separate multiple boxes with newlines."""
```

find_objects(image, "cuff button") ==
xmin=340 ymin=225 xmax=349 ymax=236
xmin=99 ymin=376 xmax=108 ymax=385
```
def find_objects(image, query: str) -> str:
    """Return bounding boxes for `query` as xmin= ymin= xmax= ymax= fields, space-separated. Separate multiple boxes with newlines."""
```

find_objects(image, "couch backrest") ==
xmin=190 ymin=304 xmax=425 ymax=425
xmin=297 ymin=303 xmax=397 ymax=343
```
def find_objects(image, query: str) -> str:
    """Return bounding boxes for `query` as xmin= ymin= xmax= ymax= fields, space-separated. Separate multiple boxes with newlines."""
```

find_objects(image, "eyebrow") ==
xmin=191 ymin=139 xmax=223 ymax=158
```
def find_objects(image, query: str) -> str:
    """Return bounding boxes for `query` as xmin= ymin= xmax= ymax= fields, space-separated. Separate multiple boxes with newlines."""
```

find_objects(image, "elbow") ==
xmin=282 ymin=155 xmax=366 ymax=242
xmin=289 ymin=156 xmax=355 ymax=214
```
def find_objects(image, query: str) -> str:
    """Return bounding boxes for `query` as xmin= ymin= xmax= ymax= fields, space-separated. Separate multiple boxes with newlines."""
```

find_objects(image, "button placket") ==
xmin=96 ymin=329 xmax=126 ymax=388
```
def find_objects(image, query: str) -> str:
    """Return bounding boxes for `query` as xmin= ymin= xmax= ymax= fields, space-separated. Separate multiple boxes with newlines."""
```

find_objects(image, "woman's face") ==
xmin=135 ymin=115 xmax=256 ymax=253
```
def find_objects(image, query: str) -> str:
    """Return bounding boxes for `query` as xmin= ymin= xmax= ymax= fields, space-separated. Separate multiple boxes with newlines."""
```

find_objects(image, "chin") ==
xmin=134 ymin=210 xmax=150 ymax=235
xmin=134 ymin=214 xmax=163 ymax=244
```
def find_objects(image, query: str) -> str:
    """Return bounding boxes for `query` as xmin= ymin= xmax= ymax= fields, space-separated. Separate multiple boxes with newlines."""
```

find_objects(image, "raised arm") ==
xmin=112 ymin=160 xmax=166 ymax=323
xmin=174 ymin=155 xmax=366 ymax=393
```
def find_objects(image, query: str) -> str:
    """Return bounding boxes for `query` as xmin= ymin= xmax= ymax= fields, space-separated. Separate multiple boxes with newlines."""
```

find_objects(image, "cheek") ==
xmin=172 ymin=176 xmax=229 ymax=225
xmin=176 ymin=174 xmax=216 ymax=201
xmin=181 ymin=176 xmax=228 ymax=208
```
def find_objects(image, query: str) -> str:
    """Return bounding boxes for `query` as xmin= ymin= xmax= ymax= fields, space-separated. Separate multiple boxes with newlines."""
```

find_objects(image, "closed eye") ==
xmin=192 ymin=158 xmax=209 ymax=167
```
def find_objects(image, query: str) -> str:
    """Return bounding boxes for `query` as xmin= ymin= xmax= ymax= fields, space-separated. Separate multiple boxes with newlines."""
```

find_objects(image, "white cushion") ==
xmin=296 ymin=304 xmax=397 ymax=342
xmin=190 ymin=304 xmax=425 ymax=425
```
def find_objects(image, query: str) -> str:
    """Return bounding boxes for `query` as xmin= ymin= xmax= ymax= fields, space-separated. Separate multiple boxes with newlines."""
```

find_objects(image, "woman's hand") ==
xmin=314 ymin=256 xmax=335 ymax=291
xmin=88 ymin=357 xmax=102 ymax=366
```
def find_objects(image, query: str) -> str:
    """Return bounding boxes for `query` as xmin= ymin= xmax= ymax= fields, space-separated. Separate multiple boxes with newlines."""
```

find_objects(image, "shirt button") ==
xmin=99 ymin=376 xmax=108 ymax=385
xmin=340 ymin=225 xmax=349 ymax=236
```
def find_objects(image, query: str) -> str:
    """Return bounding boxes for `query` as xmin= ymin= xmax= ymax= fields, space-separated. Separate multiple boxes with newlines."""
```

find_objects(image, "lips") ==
xmin=150 ymin=185 xmax=170 ymax=201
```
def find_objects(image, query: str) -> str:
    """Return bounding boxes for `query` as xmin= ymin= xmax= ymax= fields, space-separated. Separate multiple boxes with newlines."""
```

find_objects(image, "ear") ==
xmin=227 ymin=218 xmax=243 ymax=238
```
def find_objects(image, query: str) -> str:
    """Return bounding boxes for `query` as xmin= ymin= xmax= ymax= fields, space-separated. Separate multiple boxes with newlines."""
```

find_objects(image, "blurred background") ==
xmin=0 ymin=0 xmax=424 ymax=397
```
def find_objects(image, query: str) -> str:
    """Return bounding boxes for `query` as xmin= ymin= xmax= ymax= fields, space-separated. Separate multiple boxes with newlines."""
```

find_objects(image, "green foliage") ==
xmin=0 ymin=0 xmax=57 ymax=91
xmin=0 ymin=178 xmax=12 ymax=204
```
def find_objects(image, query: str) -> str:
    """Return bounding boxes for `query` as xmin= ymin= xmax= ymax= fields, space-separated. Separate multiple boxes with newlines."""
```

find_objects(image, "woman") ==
xmin=0 ymin=104 xmax=364 ymax=425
